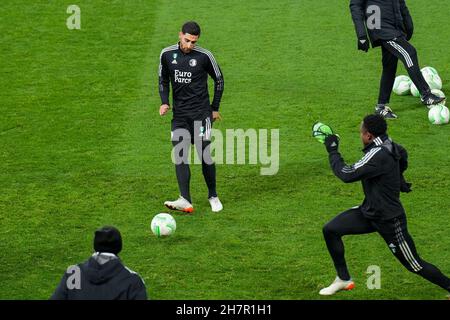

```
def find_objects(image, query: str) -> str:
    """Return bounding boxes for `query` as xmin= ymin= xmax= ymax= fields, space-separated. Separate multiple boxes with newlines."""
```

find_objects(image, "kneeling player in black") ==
xmin=350 ymin=0 xmax=444 ymax=118
xmin=319 ymin=115 xmax=450 ymax=297
xmin=159 ymin=21 xmax=224 ymax=213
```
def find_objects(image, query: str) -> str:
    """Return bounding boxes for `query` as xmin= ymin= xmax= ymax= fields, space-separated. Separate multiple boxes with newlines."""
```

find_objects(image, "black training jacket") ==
xmin=350 ymin=0 xmax=414 ymax=46
xmin=159 ymin=43 xmax=224 ymax=119
xmin=50 ymin=253 xmax=147 ymax=300
xmin=328 ymin=134 xmax=411 ymax=221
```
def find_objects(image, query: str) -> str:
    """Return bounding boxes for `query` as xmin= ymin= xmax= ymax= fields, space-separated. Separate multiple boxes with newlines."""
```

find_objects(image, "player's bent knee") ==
xmin=322 ymin=222 xmax=337 ymax=236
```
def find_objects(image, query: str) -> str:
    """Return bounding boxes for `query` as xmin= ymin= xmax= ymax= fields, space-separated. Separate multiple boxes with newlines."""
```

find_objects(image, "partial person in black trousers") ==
xmin=350 ymin=0 xmax=444 ymax=118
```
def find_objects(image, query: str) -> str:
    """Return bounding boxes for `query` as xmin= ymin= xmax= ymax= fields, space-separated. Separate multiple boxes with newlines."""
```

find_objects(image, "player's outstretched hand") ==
xmin=357 ymin=36 xmax=369 ymax=52
xmin=324 ymin=135 xmax=340 ymax=153
xmin=159 ymin=104 xmax=170 ymax=116
xmin=212 ymin=111 xmax=222 ymax=122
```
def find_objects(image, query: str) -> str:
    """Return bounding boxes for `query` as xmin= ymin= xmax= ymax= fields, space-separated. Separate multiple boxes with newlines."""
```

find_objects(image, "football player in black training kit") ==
xmin=319 ymin=115 xmax=450 ymax=298
xmin=159 ymin=21 xmax=224 ymax=213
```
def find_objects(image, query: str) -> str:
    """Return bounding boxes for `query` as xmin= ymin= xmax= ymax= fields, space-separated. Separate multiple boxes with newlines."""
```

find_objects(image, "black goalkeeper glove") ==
xmin=358 ymin=36 xmax=370 ymax=52
xmin=324 ymin=134 xmax=340 ymax=153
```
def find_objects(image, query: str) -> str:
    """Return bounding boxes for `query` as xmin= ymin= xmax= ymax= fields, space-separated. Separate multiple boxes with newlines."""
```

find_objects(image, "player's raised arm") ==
xmin=325 ymin=135 xmax=382 ymax=183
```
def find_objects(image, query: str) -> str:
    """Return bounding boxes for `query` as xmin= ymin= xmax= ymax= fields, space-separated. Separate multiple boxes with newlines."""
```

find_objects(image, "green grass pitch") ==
xmin=1 ymin=0 xmax=449 ymax=299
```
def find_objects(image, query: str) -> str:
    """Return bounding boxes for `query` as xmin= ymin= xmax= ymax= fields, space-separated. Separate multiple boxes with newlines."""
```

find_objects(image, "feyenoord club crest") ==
xmin=189 ymin=59 xmax=197 ymax=67
xmin=172 ymin=53 xmax=178 ymax=64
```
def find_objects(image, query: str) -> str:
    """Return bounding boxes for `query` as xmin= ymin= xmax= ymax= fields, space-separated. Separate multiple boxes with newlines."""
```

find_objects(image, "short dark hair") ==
xmin=362 ymin=114 xmax=387 ymax=137
xmin=182 ymin=21 xmax=201 ymax=36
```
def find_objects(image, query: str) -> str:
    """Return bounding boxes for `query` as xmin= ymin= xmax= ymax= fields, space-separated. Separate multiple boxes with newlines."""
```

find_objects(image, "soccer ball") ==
xmin=431 ymin=89 xmax=446 ymax=103
xmin=393 ymin=75 xmax=412 ymax=95
xmin=428 ymin=104 xmax=449 ymax=125
xmin=410 ymin=82 xmax=420 ymax=97
xmin=423 ymin=72 xmax=442 ymax=90
xmin=421 ymin=66 xmax=438 ymax=77
xmin=151 ymin=213 xmax=176 ymax=237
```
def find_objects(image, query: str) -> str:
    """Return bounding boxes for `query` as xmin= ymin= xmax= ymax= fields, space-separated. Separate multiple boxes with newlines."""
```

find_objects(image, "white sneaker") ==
xmin=208 ymin=196 xmax=223 ymax=212
xmin=164 ymin=196 xmax=194 ymax=213
xmin=319 ymin=277 xmax=355 ymax=296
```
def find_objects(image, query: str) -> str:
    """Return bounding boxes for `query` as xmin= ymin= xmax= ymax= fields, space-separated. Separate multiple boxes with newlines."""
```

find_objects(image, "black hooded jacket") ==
xmin=328 ymin=134 xmax=411 ymax=221
xmin=50 ymin=253 xmax=147 ymax=300
xmin=350 ymin=0 xmax=414 ymax=46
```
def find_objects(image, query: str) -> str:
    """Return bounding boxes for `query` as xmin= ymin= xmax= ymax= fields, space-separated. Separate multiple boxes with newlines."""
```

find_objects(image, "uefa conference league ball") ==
xmin=421 ymin=66 xmax=442 ymax=90
xmin=428 ymin=104 xmax=449 ymax=125
xmin=431 ymin=89 xmax=446 ymax=103
xmin=410 ymin=66 xmax=442 ymax=97
xmin=421 ymin=66 xmax=438 ymax=77
xmin=423 ymin=72 xmax=442 ymax=90
xmin=151 ymin=213 xmax=176 ymax=237
xmin=410 ymin=82 xmax=420 ymax=97
xmin=398 ymin=66 xmax=446 ymax=124
xmin=393 ymin=75 xmax=412 ymax=95
xmin=410 ymin=75 xmax=443 ymax=97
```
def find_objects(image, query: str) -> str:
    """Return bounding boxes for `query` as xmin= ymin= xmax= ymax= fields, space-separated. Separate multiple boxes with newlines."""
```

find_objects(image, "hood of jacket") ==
xmin=84 ymin=252 xmax=124 ymax=285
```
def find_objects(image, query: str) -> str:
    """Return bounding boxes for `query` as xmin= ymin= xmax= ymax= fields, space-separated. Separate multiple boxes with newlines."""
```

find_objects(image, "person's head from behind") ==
xmin=360 ymin=114 xmax=387 ymax=146
xmin=179 ymin=21 xmax=201 ymax=54
xmin=94 ymin=226 xmax=122 ymax=255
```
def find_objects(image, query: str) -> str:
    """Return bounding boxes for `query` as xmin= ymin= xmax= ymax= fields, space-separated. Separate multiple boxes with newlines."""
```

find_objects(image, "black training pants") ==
xmin=171 ymin=113 xmax=217 ymax=203
xmin=378 ymin=37 xmax=430 ymax=104
xmin=322 ymin=207 xmax=450 ymax=293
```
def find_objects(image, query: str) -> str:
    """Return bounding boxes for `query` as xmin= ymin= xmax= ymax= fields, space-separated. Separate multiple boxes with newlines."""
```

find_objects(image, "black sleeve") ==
xmin=396 ymin=143 xmax=408 ymax=174
xmin=328 ymin=147 xmax=383 ymax=183
xmin=349 ymin=0 xmax=368 ymax=39
xmin=396 ymin=143 xmax=412 ymax=193
xmin=128 ymin=276 xmax=148 ymax=300
xmin=158 ymin=51 xmax=170 ymax=105
xmin=49 ymin=272 xmax=69 ymax=300
xmin=205 ymin=53 xmax=224 ymax=111
xmin=400 ymin=0 xmax=414 ymax=36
